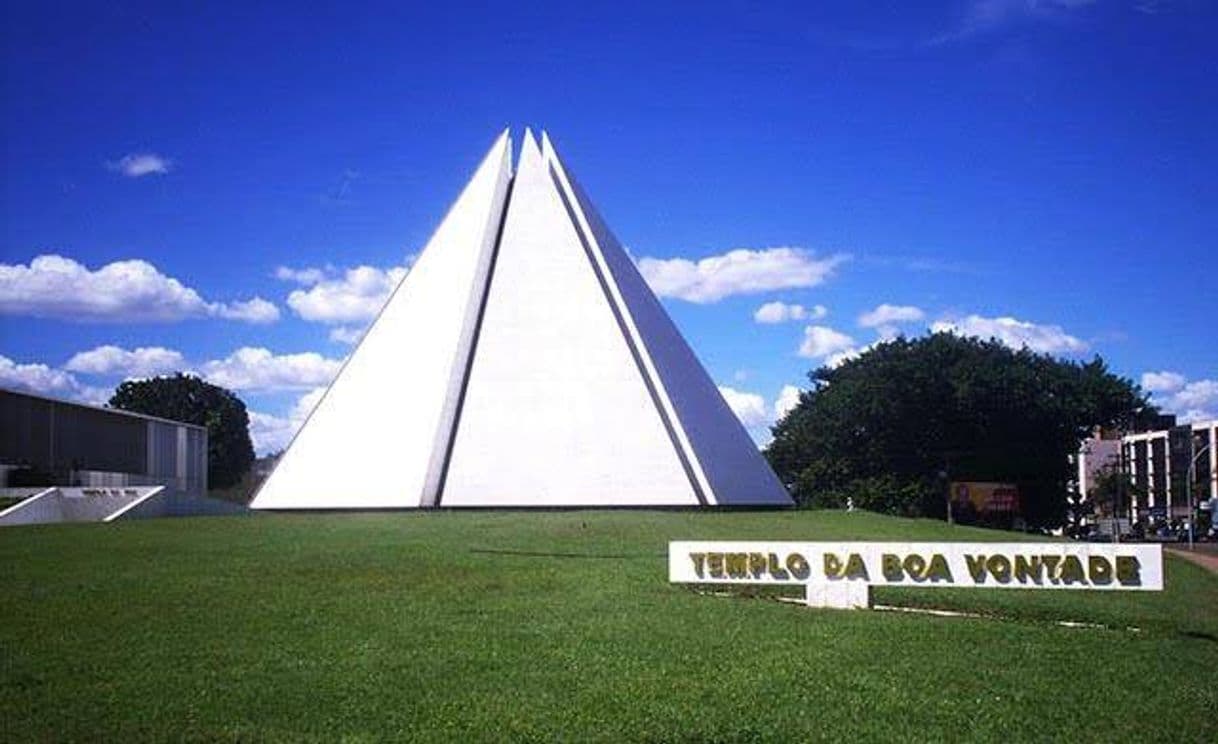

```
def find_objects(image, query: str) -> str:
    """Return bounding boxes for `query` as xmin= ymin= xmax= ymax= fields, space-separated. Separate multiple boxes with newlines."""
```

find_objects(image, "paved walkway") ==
xmin=1166 ymin=546 xmax=1218 ymax=574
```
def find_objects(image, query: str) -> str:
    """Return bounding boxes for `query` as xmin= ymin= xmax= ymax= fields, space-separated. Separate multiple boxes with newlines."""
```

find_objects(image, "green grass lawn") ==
xmin=2 ymin=510 xmax=1216 ymax=742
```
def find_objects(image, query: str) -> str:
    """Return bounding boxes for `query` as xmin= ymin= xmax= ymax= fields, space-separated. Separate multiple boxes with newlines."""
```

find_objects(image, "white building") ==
xmin=1077 ymin=419 xmax=1217 ymax=521
xmin=1122 ymin=420 xmax=1217 ymax=518
xmin=0 ymin=387 xmax=245 ymax=525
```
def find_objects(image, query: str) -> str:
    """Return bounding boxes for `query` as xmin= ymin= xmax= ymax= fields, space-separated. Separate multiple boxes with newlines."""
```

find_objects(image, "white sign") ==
xmin=669 ymin=541 xmax=1163 ymax=609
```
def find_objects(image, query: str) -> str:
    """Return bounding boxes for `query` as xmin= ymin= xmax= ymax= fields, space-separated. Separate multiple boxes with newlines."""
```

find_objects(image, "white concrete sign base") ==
xmin=805 ymin=582 xmax=871 ymax=609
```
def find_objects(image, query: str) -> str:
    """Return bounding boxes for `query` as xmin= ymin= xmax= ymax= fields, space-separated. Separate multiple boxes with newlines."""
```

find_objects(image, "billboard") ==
xmin=951 ymin=481 xmax=1020 ymax=514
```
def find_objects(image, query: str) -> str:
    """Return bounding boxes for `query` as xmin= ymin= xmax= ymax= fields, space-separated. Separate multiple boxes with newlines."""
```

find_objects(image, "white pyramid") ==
xmin=252 ymin=130 xmax=791 ymax=509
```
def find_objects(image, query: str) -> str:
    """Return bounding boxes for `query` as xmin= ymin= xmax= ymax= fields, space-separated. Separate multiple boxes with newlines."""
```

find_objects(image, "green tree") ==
xmin=109 ymin=374 xmax=255 ymax=490
xmin=766 ymin=333 xmax=1153 ymax=529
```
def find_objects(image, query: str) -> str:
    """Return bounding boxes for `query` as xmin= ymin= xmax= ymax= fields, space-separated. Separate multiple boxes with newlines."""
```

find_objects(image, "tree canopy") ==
xmin=109 ymin=374 xmax=255 ymax=490
xmin=765 ymin=333 xmax=1153 ymax=528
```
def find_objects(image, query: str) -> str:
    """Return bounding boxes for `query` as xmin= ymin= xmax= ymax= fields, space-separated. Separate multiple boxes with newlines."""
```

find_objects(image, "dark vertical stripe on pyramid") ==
xmin=548 ymin=165 xmax=708 ymax=506
xmin=556 ymin=162 xmax=792 ymax=506
xmin=251 ymin=131 xmax=513 ymax=510
xmin=432 ymin=175 xmax=517 ymax=507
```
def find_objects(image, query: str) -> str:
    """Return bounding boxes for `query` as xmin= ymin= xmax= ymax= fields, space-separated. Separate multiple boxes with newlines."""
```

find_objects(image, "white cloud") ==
xmin=1141 ymin=371 xmax=1186 ymax=394
xmin=1 ymin=255 xmax=205 ymax=321
xmin=1142 ymin=373 xmax=1217 ymax=424
xmin=212 ymin=297 xmax=280 ymax=324
xmin=1171 ymin=380 xmax=1218 ymax=413
xmin=798 ymin=325 xmax=856 ymax=359
xmin=1146 ymin=376 xmax=1217 ymax=424
xmin=200 ymin=347 xmax=342 ymax=391
xmin=107 ymin=152 xmax=172 ymax=177
xmin=754 ymin=301 xmax=827 ymax=324
xmin=931 ymin=314 xmax=1087 ymax=355
xmin=930 ymin=0 xmax=1097 ymax=45
xmin=858 ymin=303 xmax=924 ymax=328
xmin=328 ymin=326 xmax=364 ymax=345
xmin=0 ymin=354 xmax=107 ymax=404
xmin=286 ymin=265 xmax=408 ymax=323
xmin=65 ymin=345 xmax=185 ymax=377
xmin=248 ymin=387 xmax=326 ymax=454
xmin=638 ymin=248 xmax=847 ymax=304
xmin=0 ymin=254 xmax=278 ymax=324
xmin=824 ymin=341 xmax=883 ymax=369
xmin=247 ymin=411 xmax=293 ymax=457
xmin=774 ymin=385 xmax=802 ymax=420
xmin=718 ymin=384 xmax=811 ymax=446
xmin=274 ymin=266 xmax=328 ymax=286
xmin=717 ymin=386 xmax=770 ymax=429
xmin=293 ymin=386 xmax=326 ymax=417
xmin=55 ymin=342 xmax=342 ymax=394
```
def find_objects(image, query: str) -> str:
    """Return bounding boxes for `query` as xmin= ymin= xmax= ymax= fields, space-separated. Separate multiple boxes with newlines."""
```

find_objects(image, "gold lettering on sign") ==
xmin=925 ymin=554 xmax=952 ymax=582
xmin=1116 ymin=556 xmax=1141 ymax=585
xmin=882 ymin=554 xmax=903 ymax=581
xmin=786 ymin=553 xmax=811 ymax=580
xmin=768 ymin=553 xmax=789 ymax=580
xmin=825 ymin=552 xmax=870 ymax=580
xmin=824 ymin=552 xmax=844 ymax=579
xmin=748 ymin=552 xmax=767 ymax=578
xmin=1059 ymin=556 xmax=1085 ymax=584
xmin=904 ymin=554 xmax=928 ymax=582
xmin=689 ymin=553 xmax=706 ymax=577
xmin=845 ymin=553 xmax=869 ymax=581
xmin=683 ymin=546 xmax=1150 ymax=590
xmin=986 ymin=555 xmax=1012 ymax=584
xmin=965 ymin=555 xmax=987 ymax=583
xmin=1014 ymin=555 xmax=1043 ymax=584
xmin=725 ymin=553 xmax=749 ymax=578
xmin=1088 ymin=556 xmax=1112 ymax=585
xmin=1042 ymin=555 xmax=1062 ymax=582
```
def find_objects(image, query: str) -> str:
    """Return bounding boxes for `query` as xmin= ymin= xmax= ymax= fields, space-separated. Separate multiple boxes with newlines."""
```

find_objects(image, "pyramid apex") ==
xmin=539 ymin=131 xmax=558 ymax=163
xmin=488 ymin=128 xmax=513 ymax=167
xmin=518 ymin=128 xmax=542 ymax=166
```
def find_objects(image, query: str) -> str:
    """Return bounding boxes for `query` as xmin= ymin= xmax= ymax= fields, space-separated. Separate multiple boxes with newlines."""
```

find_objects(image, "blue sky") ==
xmin=2 ymin=0 xmax=1215 ymax=452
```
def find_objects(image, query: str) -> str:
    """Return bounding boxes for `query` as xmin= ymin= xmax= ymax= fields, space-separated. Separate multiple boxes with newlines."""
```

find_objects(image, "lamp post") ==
xmin=1114 ymin=444 xmax=1125 ymax=544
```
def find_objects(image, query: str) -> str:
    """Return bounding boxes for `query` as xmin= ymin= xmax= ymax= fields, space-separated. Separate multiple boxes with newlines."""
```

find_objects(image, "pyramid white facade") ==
xmin=252 ymin=130 xmax=791 ymax=509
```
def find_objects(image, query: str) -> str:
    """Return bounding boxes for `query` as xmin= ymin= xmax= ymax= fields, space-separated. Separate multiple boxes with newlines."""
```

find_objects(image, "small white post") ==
xmin=805 ymin=582 xmax=871 ymax=610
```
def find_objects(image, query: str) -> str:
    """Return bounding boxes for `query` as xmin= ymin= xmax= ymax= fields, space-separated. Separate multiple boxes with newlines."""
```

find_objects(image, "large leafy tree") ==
xmin=765 ymin=333 xmax=1152 ymax=528
xmin=109 ymin=374 xmax=255 ymax=490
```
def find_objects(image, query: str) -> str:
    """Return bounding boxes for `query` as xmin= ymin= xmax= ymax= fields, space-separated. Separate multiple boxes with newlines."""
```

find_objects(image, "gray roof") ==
xmin=0 ymin=386 xmax=209 ymax=431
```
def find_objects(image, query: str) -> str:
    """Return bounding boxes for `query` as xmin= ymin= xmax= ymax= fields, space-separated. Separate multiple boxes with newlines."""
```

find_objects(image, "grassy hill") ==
xmin=2 ymin=510 xmax=1216 ymax=741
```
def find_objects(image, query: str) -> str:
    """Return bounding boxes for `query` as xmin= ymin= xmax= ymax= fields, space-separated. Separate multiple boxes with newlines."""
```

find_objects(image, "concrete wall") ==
xmin=0 ymin=486 xmax=248 ymax=526
xmin=0 ymin=488 xmax=60 ymax=525
xmin=115 ymin=490 xmax=248 ymax=520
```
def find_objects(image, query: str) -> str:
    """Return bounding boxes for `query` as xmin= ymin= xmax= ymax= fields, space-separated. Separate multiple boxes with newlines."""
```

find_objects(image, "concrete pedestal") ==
xmin=805 ymin=581 xmax=871 ymax=609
